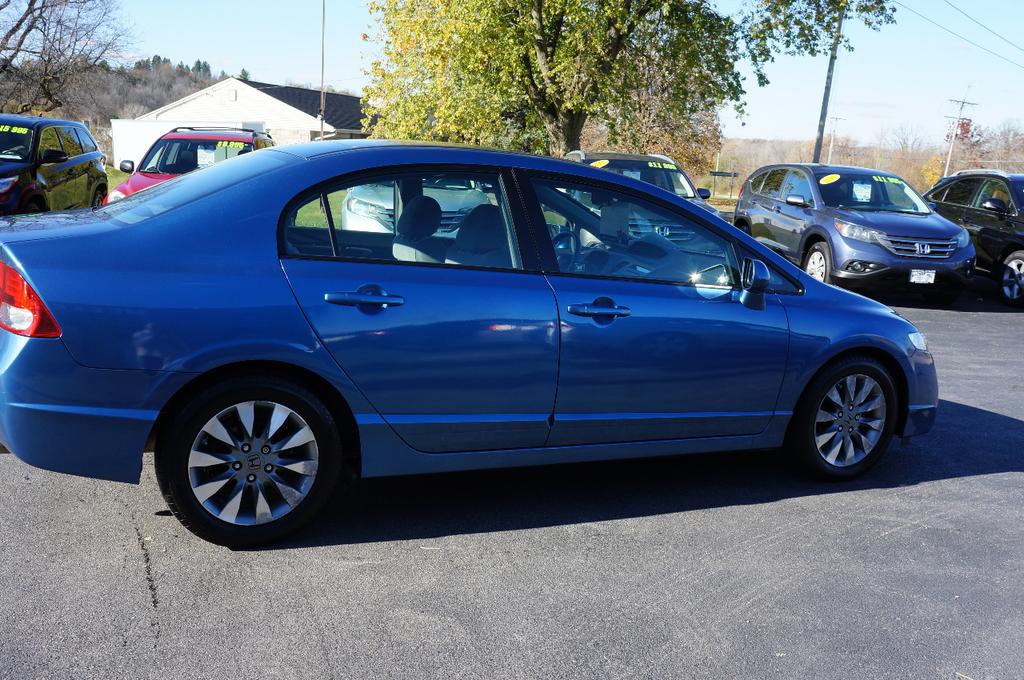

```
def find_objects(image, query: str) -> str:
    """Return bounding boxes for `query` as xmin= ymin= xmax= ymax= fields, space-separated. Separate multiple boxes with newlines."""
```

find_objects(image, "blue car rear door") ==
xmin=520 ymin=171 xmax=791 ymax=446
xmin=281 ymin=167 xmax=559 ymax=453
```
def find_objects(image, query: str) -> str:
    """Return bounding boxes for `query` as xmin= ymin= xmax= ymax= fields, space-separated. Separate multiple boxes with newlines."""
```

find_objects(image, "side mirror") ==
xmin=785 ymin=193 xmax=809 ymax=208
xmin=981 ymin=197 xmax=1008 ymax=214
xmin=697 ymin=187 xmax=711 ymax=200
xmin=119 ymin=159 xmax=135 ymax=174
xmin=39 ymin=148 xmax=69 ymax=165
xmin=927 ymin=201 xmax=938 ymax=210
xmin=739 ymin=258 xmax=771 ymax=311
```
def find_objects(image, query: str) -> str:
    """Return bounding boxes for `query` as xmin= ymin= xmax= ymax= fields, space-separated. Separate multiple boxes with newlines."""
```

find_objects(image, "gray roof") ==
xmin=244 ymin=80 xmax=364 ymax=131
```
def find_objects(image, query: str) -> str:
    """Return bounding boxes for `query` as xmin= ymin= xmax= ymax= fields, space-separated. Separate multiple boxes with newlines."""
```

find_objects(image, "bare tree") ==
xmin=0 ymin=0 xmax=127 ymax=113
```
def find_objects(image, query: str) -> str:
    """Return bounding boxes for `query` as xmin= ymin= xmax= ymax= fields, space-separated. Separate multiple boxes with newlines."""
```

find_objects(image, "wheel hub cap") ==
xmin=187 ymin=400 xmax=319 ymax=526
xmin=806 ymin=252 xmax=827 ymax=281
xmin=814 ymin=374 xmax=887 ymax=467
xmin=1002 ymin=259 xmax=1024 ymax=300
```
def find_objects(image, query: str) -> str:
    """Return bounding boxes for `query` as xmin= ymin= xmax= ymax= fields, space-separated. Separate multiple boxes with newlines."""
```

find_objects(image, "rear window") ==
xmin=759 ymin=169 xmax=787 ymax=198
xmin=94 ymin=150 xmax=292 ymax=226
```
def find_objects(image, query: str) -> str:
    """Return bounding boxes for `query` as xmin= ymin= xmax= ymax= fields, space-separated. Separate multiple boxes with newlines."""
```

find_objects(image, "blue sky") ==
xmin=124 ymin=0 xmax=1024 ymax=144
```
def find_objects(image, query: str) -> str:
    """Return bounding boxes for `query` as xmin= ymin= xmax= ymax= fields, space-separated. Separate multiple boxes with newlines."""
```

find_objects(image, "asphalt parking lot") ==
xmin=1 ymin=279 xmax=1021 ymax=680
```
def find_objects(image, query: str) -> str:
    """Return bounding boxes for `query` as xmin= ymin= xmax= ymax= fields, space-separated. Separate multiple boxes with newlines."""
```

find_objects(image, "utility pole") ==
xmin=319 ymin=0 xmax=326 ymax=141
xmin=826 ymin=115 xmax=844 ymax=164
xmin=812 ymin=3 xmax=846 ymax=163
xmin=943 ymin=95 xmax=978 ymax=176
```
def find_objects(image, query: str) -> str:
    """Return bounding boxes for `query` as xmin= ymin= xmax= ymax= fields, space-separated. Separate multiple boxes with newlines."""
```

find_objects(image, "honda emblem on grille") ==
xmin=915 ymin=242 xmax=931 ymax=255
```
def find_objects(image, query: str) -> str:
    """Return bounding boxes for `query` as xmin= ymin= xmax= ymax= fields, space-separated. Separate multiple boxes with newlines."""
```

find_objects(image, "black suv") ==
xmin=924 ymin=169 xmax=1024 ymax=305
xmin=0 ymin=114 xmax=107 ymax=215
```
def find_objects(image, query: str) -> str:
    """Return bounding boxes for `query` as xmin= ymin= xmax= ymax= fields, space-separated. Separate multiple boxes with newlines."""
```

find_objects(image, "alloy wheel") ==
xmin=1002 ymin=258 xmax=1024 ymax=301
xmin=805 ymin=251 xmax=827 ymax=281
xmin=187 ymin=400 xmax=320 ymax=525
xmin=813 ymin=374 xmax=887 ymax=467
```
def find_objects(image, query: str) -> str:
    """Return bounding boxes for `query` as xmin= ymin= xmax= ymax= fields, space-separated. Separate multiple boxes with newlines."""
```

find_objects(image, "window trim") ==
xmin=513 ymin=167 xmax=804 ymax=294
xmin=277 ymin=163 xmax=546 ymax=274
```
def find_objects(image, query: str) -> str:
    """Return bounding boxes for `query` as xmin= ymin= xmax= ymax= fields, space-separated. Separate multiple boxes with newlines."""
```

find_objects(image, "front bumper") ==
xmin=0 ymin=334 xmax=190 ymax=483
xmin=831 ymin=239 xmax=975 ymax=292
xmin=899 ymin=346 xmax=938 ymax=439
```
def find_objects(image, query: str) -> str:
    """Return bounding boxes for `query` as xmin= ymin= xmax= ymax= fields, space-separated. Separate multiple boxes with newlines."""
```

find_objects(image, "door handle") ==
xmin=567 ymin=303 xmax=631 ymax=318
xmin=325 ymin=291 xmax=405 ymax=308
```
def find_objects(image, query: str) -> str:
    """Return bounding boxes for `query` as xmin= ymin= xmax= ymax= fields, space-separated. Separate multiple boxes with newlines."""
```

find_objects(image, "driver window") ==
xmin=972 ymin=179 xmax=1012 ymax=209
xmin=37 ymin=127 xmax=62 ymax=158
xmin=781 ymin=170 xmax=813 ymax=204
xmin=531 ymin=177 xmax=738 ymax=287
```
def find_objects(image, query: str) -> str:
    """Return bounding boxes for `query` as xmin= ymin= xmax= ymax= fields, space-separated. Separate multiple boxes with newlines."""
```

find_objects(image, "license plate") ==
xmin=910 ymin=269 xmax=936 ymax=284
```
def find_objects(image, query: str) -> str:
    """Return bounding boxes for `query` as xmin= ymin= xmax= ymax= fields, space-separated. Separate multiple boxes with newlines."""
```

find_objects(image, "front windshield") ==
xmin=816 ymin=172 xmax=929 ymax=214
xmin=0 ymin=124 xmax=34 ymax=162
xmin=139 ymin=138 xmax=253 ymax=174
xmin=592 ymin=159 xmax=696 ymax=199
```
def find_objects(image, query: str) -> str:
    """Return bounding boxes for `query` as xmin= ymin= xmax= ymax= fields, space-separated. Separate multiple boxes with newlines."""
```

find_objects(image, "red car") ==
xmin=105 ymin=127 xmax=274 ymax=203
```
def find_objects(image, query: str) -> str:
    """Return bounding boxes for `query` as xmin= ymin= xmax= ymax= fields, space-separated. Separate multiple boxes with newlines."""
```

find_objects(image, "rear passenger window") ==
xmin=57 ymin=127 xmax=83 ymax=156
xmin=759 ymin=169 xmax=787 ymax=198
xmin=942 ymin=178 xmax=982 ymax=206
xmin=283 ymin=171 xmax=522 ymax=270
xmin=76 ymin=128 xmax=98 ymax=153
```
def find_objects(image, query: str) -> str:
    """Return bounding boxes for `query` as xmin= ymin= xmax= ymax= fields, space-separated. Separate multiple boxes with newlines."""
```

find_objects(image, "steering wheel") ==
xmin=551 ymin=230 xmax=580 ymax=271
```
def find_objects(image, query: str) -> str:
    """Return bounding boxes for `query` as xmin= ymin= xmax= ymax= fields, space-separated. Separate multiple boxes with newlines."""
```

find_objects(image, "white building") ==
xmin=111 ymin=77 xmax=366 ymax=166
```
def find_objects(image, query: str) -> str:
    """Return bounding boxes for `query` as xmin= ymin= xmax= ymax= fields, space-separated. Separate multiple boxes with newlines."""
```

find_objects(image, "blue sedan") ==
xmin=0 ymin=141 xmax=938 ymax=545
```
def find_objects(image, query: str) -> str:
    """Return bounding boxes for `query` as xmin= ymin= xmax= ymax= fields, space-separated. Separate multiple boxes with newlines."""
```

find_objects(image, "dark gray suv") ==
xmin=734 ymin=164 xmax=975 ymax=304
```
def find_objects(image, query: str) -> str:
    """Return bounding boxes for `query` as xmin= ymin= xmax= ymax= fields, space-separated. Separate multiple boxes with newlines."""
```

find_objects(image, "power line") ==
xmin=941 ymin=0 xmax=1024 ymax=56
xmin=944 ymin=94 xmax=978 ymax=176
xmin=892 ymin=0 xmax=1024 ymax=72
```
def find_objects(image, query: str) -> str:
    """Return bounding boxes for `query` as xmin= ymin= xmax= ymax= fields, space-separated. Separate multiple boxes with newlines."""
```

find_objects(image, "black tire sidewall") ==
xmin=155 ymin=377 xmax=342 ymax=547
xmin=789 ymin=356 xmax=898 ymax=480
xmin=804 ymin=242 xmax=833 ymax=283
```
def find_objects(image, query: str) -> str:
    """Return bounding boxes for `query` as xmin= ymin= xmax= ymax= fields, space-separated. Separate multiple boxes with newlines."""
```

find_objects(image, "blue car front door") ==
xmin=526 ymin=174 xmax=791 ymax=446
xmin=281 ymin=169 xmax=559 ymax=453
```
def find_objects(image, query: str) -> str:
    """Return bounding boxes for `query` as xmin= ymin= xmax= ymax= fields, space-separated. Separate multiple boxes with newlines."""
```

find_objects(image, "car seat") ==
xmin=392 ymin=195 xmax=449 ymax=263
xmin=444 ymin=204 xmax=513 ymax=269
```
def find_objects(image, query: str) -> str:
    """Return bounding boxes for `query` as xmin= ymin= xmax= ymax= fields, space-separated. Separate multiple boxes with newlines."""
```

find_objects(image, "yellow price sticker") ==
xmin=819 ymin=173 xmax=841 ymax=185
xmin=647 ymin=161 xmax=676 ymax=170
xmin=872 ymin=175 xmax=903 ymax=184
xmin=590 ymin=159 xmax=609 ymax=168
xmin=216 ymin=140 xmax=246 ymax=149
xmin=0 ymin=125 xmax=29 ymax=135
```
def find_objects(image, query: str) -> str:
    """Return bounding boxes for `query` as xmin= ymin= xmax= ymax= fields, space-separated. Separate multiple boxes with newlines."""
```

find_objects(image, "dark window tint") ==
xmin=57 ymin=127 xmax=83 ymax=156
xmin=531 ymin=176 xmax=738 ymax=287
xmin=972 ymin=178 xmax=1013 ymax=209
xmin=37 ymin=127 xmax=62 ymax=158
xmin=76 ymin=128 xmax=98 ymax=153
xmin=141 ymin=138 xmax=253 ymax=174
xmin=943 ymin=178 xmax=982 ymax=206
xmin=284 ymin=171 xmax=520 ymax=270
xmin=759 ymin=169 xmax=787 ymax=198
xmin=781 ymin=170 xmax=813 ymax=203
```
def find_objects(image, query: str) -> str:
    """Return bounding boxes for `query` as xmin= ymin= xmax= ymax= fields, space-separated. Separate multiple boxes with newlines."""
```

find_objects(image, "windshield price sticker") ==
xmin=216 ymin=140 xmax=246 ymax=149
xmin=819 ymin=173 xmax=841 ymax=185
xmin=872 ymin=175 xmax=904 ymax=185
xmin=647 ymin=161 xmax=676 ymax=170
xmin=0 ymin=125 xmax=30 ymax=135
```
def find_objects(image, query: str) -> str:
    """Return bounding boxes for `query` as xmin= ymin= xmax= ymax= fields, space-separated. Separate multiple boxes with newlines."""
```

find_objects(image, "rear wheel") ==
xmin=155 ymin=377 xmax=343 ymax=546
xmin=803 ymin=242 xmax=833 ymax=283
xmin=788 ymin=355 xmax=898 ymax=479
xmin=998 ymin=250 xmax=1024 ymax=306
xmin=20 ymin=199 xmax=45 ymax=215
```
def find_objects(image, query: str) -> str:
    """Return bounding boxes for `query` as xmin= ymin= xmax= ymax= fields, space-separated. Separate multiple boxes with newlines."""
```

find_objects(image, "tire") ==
xmin=787 ymin=355 xmax=898 ymax=480
xmin=803 ymin=242 xmax=833 ymax=283
xmin=734 ymin=220 xmax=751 ymax=235
xmin=998 ymin=250 xmax=1024 ymax=306
xmin=92 ymin=186 xmax=106 ymax=208
xmin=155 ymin=376 xmax=343 ymax=547
xmin=923 ymin=289 xmax=961 ymax=306
xmin=20 ymin=199 xmax=45 ymax=215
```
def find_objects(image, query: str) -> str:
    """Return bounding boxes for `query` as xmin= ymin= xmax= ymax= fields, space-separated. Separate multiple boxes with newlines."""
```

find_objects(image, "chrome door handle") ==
xmin=567 ymin=303 xmax=631 ymax=318
xmin=325 ymin=291 xmax=405 ymax=307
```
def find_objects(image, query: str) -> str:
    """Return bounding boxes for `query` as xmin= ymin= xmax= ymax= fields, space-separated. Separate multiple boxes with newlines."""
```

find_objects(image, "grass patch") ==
xmin=105 ymin=166 xmax=129 ymax=189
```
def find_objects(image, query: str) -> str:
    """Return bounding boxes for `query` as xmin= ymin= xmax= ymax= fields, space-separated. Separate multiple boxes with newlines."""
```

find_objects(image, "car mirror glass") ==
xmin=739 ymin=258 xmax=771 ymax=310
xmin=981 ymin=198 xmax=1008 ymax=214
xmin=785 ymin=193 xmax=808 ymax=208
xmin=697 ymin=188 xmax=711 ymax=199
xmin=119 ymin=159 xmax=135 ymax=174
xmin=39 ymin=149 xmax=68 ymax=165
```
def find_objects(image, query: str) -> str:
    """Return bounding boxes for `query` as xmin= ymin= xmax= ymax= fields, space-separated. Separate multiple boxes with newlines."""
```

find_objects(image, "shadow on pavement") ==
xmin=870 ymin=277 xmax=1019 ymax=313
xmin=266 ymin=399 xmax=1023 ymax=550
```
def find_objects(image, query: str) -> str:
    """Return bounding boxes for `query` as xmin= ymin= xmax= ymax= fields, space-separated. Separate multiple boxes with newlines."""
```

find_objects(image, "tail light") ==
xmin=738 ymin=182 xmax=745 ymax=200
xmin=0 ymin=262 xmax=60 ymax=337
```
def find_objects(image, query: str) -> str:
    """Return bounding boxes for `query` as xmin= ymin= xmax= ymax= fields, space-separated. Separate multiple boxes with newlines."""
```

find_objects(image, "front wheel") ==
xmin=999 ymin=250 xmax=1024 ymax=306
xmin=92 ymin=186 xmax=106 ymax=208
xmin=803 ymin=242 xmax=833 ymax=283
xmin=788 ymin=355 xmax=898 ymax=479
xmin=155 ymin=377 xmax=343 ymax=546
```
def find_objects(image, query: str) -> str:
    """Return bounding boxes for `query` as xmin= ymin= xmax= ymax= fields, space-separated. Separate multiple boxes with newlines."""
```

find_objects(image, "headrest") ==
xmin=453 ymin=204 xmax=506 ymax=252
xmin=599 ymin=201 xmax=631 ymax=241
xmin=395 ymin=195 xmax=442 ymax=240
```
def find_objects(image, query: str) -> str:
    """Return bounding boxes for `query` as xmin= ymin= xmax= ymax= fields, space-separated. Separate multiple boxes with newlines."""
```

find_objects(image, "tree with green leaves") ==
xmin=739 ymin=0 xmax=895 ymax=161
xmin=364 ymin=0 xmax=747 ymax=156
xmin=239 ymin=68 xmax=250 ymax=81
